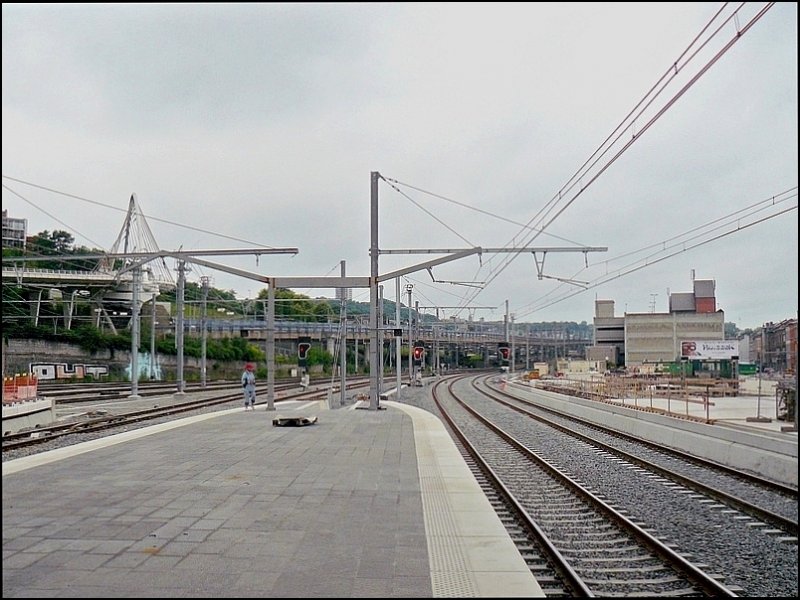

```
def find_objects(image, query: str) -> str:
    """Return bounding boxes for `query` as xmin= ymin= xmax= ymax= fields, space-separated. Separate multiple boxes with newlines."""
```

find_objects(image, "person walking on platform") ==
xmin=241 ymin=363 xmax=257 ymax=410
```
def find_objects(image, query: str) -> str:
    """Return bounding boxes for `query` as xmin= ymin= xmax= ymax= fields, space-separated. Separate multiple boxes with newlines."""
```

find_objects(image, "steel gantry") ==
xmin=366 ymin=171 xmax=607 ymax=410
xmin=2 ymin=174 xmax=607 ymax=411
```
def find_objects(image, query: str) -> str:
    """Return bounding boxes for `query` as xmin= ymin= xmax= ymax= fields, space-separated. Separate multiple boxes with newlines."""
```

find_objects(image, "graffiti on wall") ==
xmin=126 ymin=353 xmax=163 ymax=381
xmin=29 ymin=353 xmax=163 ymax=382
xmin=30 ymin=363 xmax=110 ymax=380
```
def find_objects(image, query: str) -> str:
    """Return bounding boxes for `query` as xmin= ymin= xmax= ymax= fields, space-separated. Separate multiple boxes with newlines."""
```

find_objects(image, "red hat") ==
xmin=245 ymin=363 xmax=255 ymax=371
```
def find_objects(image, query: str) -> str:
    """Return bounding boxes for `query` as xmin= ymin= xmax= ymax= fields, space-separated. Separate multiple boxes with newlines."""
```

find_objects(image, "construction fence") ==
xmin=3 ymin=374 xmax=39 ymax=403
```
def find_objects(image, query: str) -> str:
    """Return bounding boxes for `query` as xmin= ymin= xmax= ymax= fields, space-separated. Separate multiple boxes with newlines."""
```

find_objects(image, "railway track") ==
xmin=432 ymin=375 xmax=739 ymax=597
xmin=481 ymin=376 xmax=798 ymax=537
xmin=6 ymin=372 xmax=797 ymax=596
xmin=36 ymin=376 xmax=343 ymax=403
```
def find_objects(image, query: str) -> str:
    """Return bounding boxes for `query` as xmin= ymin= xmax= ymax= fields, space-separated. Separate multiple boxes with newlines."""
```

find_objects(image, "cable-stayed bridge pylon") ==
xmin=96 ymin=193 xmax=175 ymax=294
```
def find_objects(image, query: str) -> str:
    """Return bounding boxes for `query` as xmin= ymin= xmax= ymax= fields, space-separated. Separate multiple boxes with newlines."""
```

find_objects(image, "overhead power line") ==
xmin=513 ymin=188 xmax=797 ymax=318
xmin=476 ymin=2 xmax=777 ymax=303
xmin=382 ymin=2 xmax=779 ymax=320
xmin=2 ymin=175 xmax=279 ymax=250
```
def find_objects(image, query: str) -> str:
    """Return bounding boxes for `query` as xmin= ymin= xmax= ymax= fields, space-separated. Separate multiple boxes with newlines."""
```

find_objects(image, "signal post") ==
xmin=412 ymin=341 xmax=425 ymax=386
xmin=298 ymin=337 xmax=311 ymax=390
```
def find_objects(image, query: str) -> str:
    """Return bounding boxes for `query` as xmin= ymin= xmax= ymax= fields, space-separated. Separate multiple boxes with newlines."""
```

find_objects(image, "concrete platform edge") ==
xmin=385 ymin=400 xmax=545 ymax=598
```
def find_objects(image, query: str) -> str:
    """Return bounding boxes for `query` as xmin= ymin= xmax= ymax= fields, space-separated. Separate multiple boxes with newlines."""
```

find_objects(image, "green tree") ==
xmin=307 ymin=345 xmax=333 ymax=370
xmin=257 ymin=288 xmax=334 ymax=322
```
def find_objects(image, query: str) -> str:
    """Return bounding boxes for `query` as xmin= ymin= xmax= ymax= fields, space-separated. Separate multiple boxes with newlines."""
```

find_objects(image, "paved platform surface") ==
xmin=4 ymin=375 xmax=795 ymax=597
xmin=2 ymin=397 xmax=543 ymax=598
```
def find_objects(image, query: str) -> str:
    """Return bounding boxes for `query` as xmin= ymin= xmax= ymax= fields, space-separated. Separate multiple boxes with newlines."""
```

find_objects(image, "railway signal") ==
xmin=298 ymin=337 xmax=312 ymax=367
xmin=413 ymin=344 xmax=425 ymax=366
xmin=498 ymin=343 xmax=510 ymax=364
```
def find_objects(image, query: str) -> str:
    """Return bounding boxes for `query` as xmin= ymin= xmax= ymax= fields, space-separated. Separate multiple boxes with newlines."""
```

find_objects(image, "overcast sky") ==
xmin=2 ymin=3 xmax=797 ymax=330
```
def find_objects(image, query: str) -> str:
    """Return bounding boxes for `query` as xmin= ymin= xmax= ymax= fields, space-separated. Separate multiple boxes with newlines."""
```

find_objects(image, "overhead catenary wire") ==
xmin=2 ymin=175 xmax=280 ymax=251
xmin=3 ymin=5 xmax=784 ymax=316
xmin=470 ymin=2 xmax=777 ymax=305
xmin=383 ymin=176 xmax=590 ymax=248
xmin=381 ymin=2 xmax=779 ymax=320
xmin=1 ymin=176 xmax=341 ymax=292
xmin=381 ymin=178 xmax=476 ymax=248
xmin=3 ymin=183 xmax=105 ymax=250
xmin=513 ymin=191 xmax=797 ymax=318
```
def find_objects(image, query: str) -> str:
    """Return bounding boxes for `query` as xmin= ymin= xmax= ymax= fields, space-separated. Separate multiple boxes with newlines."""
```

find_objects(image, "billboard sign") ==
xmin=680 ymin=340 xmax=739 ymax=360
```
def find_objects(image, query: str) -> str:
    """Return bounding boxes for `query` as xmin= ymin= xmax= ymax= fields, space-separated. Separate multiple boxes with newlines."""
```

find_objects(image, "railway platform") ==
xmin=2 ymin=392 xmax=544 ymax=598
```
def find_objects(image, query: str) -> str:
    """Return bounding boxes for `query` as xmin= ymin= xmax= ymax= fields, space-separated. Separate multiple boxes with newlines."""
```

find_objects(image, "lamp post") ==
xmin=128 ymin=266 xmax=142 ymax=400
xmin=395 ymin=277 xmax=402 ymax=400
xmin=406 ymin=284 xmax=413 ymax=383
xmin=787 ymin=314 xmax=799 ymax=433
xmin=745 ymin=353 xmax=772 ymax=423
xmin=64 ymin=289 xmax=89 ymax=330
xmin=526 ymin=323 xmax=530 ymax=371
xmin=681 ymin=356 xmax=687 ymax=398
xmin=510 ymin=313 xmax=515 ymax=373
xmin=150 ymin=295 xmax=157 ymax=380
xmin=340 ymin=260 xmax=348 ymax=407
xmin=200 ymin=276 xmax=209 ymax=388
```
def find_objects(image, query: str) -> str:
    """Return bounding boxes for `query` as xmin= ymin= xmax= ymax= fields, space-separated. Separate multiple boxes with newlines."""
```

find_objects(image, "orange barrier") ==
xmin=2 ymin=374 xmax=39 ymax=403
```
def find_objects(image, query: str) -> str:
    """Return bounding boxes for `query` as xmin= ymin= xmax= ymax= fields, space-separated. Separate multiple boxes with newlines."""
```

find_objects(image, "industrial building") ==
xmin=587 ymin=277 xmax=726 ymax=370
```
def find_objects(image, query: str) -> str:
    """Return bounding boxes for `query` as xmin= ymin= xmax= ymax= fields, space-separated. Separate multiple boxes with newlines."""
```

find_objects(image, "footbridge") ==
xmin=2 ymin=195 xmax=174 ymax=333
